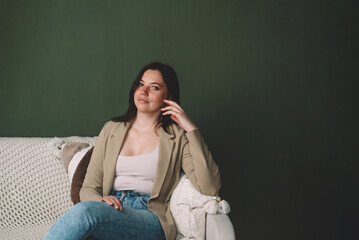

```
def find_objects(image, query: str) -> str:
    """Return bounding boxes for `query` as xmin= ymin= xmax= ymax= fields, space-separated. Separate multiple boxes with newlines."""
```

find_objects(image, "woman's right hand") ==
xmin=97 ymin=196 xmax=123 ymax=211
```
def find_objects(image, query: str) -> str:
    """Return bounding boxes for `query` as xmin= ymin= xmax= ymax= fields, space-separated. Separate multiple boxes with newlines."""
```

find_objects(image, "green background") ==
xmin=1 ymin=0 xmax=357 ymax=239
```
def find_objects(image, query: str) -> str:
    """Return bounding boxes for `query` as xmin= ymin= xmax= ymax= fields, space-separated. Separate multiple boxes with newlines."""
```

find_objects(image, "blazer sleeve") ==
xmin=181 ymin=128 xmax=221 ymax=196
xmin=79 ymin=121 xmax=111 ymax=201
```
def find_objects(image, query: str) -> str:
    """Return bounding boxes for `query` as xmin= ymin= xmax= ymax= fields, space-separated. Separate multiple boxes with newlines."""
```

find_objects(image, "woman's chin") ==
xmin=137 ymin=108 xmax=162 ymax=115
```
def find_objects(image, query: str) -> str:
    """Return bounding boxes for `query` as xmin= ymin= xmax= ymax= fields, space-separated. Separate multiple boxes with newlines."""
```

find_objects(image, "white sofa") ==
xmin=0 ymin=136 xmax=235 ymax=240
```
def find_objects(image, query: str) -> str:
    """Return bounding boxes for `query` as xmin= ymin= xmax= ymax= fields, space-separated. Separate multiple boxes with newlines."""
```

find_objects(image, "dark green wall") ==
xmin=1 ymin=0 xmax=357 ymax=239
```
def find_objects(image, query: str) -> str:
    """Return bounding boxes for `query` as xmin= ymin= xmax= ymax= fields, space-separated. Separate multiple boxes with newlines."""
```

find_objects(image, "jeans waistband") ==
xmin=110 ymin=190 xmax=151 ymax=210
xmin=111 ymin=190 xmax=150 ymax=201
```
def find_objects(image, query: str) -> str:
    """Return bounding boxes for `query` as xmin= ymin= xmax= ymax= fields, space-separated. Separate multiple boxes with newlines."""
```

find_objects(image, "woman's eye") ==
xmin=138 ymin=83 xmax=144 ymax=87
xmin=152 ymin=86 xmax=160 ymax=91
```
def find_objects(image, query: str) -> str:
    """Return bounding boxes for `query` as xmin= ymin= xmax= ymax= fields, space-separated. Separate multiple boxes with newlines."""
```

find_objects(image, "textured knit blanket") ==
xmin=170 ymin=174 xmax=230 ymax=240
xmin=0 ymin=137 xmax=96 ymax=240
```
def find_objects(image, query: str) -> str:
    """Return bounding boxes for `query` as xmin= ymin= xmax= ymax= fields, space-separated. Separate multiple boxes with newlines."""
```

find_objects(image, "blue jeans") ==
xmin=44 ymin=191 xmax=165 ymax=240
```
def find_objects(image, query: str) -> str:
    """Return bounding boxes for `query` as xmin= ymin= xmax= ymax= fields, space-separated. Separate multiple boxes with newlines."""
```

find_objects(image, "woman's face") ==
xmin=134 ymin=69 xmax=168 ymax=115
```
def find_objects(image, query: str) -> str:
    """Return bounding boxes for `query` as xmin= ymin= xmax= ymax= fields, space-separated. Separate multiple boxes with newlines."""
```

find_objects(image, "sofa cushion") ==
xmin=61 ymin=142 xmax=90 ymax=174
xmin=60 ymin=143 xmax=94 ymax=204
xmin=70 ymin=146 xmax=93 ymax=204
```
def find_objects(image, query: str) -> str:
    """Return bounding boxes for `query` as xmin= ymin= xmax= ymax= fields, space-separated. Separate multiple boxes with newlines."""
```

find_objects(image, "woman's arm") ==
xmin=161 ymin=100 xmax=221 ymax=196
xmin=79 ymin=121 xmax=110 ymax=201
xmin=181 ymin=129 xmax=221 ymax=196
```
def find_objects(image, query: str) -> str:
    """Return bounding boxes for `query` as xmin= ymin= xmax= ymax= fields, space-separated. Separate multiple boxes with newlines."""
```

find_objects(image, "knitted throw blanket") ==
xmin=0 ymin=137 xmax=96 ymax=240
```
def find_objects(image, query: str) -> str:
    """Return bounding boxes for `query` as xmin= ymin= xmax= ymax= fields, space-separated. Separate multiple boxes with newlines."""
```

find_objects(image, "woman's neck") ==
xmin=132 ymin=111 xmax=161 ymax=133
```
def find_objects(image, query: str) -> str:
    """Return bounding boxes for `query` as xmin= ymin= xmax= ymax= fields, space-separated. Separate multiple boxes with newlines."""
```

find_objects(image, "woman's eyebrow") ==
xmin=140 ymin=79 xmax=163 ymax=87
xmin=151 ymin=82 xmax=162 ymax=86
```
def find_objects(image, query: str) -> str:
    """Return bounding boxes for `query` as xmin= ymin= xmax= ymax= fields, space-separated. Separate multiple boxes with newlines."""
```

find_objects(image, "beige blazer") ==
xmin=80 ymin=121 xmax=221 ymax=240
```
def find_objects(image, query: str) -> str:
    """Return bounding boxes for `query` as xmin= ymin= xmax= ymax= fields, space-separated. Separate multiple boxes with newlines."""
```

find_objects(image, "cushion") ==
xmin=61 ymin=142 xmax=90 ymax=174
xmin=60 ymin=142 xmax=94 ymax=204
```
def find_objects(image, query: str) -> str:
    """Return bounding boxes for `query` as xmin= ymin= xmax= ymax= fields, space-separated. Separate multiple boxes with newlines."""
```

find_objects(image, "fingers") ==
xmin=163 ymin=99 xmax=177 ymax=105
xmin=161 ymin=99 xmax=197 ymax=132
xmin=161 ymin=107 xmax=182 ymax=116
xmin=98 ymin=196 xmax=123 ymax=211
xmin=163 ymin=99 xmax=182 ymax=109
xmin=162 ymin=110 xmax=181 ymax=120
xmin=170 ymin=115 xmax=180 ymax=123
xmin=161 ymin=109 xmax=182 ymax=125
xmin=161 ymin=103 xmax=184 ymax=117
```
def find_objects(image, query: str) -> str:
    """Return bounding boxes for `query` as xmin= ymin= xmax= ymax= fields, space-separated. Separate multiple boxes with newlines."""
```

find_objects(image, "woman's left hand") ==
xmin=161 ymin=99 xmax=197 ymax=132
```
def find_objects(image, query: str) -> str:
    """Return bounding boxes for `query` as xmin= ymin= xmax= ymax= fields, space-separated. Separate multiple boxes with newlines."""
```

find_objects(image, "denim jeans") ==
xmin=43 ymin=191 xmax=165 ymax=240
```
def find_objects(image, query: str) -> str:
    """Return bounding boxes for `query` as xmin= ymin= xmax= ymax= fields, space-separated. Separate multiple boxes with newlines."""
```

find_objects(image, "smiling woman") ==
xmin=44 ymin=62 xmax=221 ymax=240
xmin=134 ymin=69 xmax=168 ymax=115
xmin=111 ymin=62 xmax=182 ymax=132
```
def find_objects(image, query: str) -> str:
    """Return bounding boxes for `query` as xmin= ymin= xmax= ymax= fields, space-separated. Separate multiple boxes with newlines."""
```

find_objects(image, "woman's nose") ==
xmin=140 ymin=86 xmax=149 ymax=95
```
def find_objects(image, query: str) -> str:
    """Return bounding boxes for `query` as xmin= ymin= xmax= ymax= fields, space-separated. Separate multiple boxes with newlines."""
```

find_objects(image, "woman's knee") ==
xmin=70 ymin=201 xmax=106 ymax=219
xmin=72 ymin=201 xmax=95 ymax=211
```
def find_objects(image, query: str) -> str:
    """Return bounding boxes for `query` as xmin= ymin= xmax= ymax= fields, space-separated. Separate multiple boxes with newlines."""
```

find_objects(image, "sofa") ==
xmin=0 ymin=136 xmax=235 ymax=240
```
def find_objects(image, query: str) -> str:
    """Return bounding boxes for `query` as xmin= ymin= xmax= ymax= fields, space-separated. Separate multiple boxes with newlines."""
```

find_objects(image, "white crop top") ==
xmin=112 ymin=144 xmax=159 ymax=195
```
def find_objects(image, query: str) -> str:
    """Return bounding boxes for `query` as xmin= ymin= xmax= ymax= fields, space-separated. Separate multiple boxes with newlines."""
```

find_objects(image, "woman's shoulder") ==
xmin=100 ymin=120 xmax=126 ymax=133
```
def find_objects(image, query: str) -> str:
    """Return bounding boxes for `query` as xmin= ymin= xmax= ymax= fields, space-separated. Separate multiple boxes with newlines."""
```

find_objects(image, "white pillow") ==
xmin=68 ymin=146 xmax=93 ymax=184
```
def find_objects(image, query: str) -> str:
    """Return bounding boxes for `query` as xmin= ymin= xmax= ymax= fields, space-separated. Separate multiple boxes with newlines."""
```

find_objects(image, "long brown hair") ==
xmin=111 ymin=62 xmax=180 ymax=132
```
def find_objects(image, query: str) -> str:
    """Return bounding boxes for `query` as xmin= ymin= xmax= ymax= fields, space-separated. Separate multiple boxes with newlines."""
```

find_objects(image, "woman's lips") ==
xmin=138 ymin=98 xmax=149 ymax=103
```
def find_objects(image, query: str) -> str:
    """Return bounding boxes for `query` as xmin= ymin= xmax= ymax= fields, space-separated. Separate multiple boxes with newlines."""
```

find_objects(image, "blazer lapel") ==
xmin=151 ymin=126 xmax=175 ymax=199
xmin=103 ymin=122 xmax=131 ymax=196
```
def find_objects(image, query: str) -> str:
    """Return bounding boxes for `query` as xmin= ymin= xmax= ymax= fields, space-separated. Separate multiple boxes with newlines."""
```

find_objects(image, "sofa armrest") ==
xmin=206 ymin=213 xmax=236 ymax=240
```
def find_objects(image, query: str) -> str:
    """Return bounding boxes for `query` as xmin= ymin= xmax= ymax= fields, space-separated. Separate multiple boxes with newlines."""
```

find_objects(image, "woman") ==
xmin=44 ymin=62 xmax=221 ymax=240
